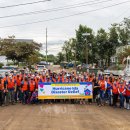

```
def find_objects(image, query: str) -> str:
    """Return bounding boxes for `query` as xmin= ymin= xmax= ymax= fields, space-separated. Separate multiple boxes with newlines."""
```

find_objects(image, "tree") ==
xmin=0 ymin=36 xmax=42 ymax=65
xmin=27 ymin=54 xmax=41 ymax=66
xmin=76 ymin=25 xmax=95 ymax=63
xmin=62 ymin=38 xmax=77 ymax=62
xmin=57 ymin=52 xmax=65 ymax=64
xmin=117 ymin=47 xmax=130 ymax=64
xmin=59 ymin=22 xmax=130 ymax=67
xmin=117 ymin=24 xmax=129 ymax=46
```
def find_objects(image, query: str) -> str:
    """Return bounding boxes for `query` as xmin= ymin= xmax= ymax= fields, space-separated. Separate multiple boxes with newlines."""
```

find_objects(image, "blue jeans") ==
xmin=100 ymin=90 xmax=105 ymax=104
xmin=106 ymin=90 xmax=112 ymax=106
xmin=119 ymin=94 xmax=125 ymax=108
xmin=21 ymin=91 xmax=29 ymax=104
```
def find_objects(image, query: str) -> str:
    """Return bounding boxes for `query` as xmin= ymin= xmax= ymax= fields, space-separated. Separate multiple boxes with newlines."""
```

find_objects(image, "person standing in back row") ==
xmin=99 ymin=77 xmax=106 ymax=106
xmin=15 ymin=74 xmax=22 ymax=102
xmin=125 ymin=81 xmax=130 ymax=110
xmin=112 ymin=78 xmax=119 ymax=108
xmin=0 ymin=77 xmax=4 ymax=106
xmin=118 ymin=80 xmax=126 ymax=108
xmin=6 ymin=75 xmax=16 ymax=105
xmin=21 ymin=77 xmax=29 ymax=104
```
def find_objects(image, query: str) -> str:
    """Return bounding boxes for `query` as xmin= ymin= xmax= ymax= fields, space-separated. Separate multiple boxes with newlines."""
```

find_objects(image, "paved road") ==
xmin=0 ymin=104 xmax=130 ymax=130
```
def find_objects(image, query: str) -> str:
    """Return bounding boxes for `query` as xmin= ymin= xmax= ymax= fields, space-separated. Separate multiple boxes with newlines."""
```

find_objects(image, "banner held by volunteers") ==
xmin=38 ymin=82 xmax=92 ymax=99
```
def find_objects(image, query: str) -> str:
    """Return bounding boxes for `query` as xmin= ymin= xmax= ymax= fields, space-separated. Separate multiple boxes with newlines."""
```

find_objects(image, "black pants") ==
xmin=0 ymin=90 xmax=3 ymax=105
xmin=126 ymin=96 xmax=130 ymax=103
xmin=113 ymin=93 xmax=118 ymax=106
xmin=88 ymin=99 xmax=92 ymax=103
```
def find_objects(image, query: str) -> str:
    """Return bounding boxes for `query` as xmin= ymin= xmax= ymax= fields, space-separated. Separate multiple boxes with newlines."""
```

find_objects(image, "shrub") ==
xmin=0 ymin=63 xmax=4 ymax=68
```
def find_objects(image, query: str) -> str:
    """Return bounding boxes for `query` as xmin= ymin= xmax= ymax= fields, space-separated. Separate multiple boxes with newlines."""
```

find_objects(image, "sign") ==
xmin=38 ymin=82 xmax=92 ymax=99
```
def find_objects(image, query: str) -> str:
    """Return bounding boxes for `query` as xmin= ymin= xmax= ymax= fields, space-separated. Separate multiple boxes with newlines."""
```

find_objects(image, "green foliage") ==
xmin=57 ymin=18 xmax=130 ymax=67
xmin=0 ymin=63 xmax=4 ymax=68
xmin=76 ymin=25 xmax=95 ymax=63
xmin=56 ymin=52 xmax=65 ymax=64
xmin=117 ymin=47 xmax=130 ymax=64
xmin=0 ymin=36 xmax=42 ymax=65
xmin=6 ymin=62 xmax=15 ymax=66
xmin=41 ymin=54 xmax=57 ymax=63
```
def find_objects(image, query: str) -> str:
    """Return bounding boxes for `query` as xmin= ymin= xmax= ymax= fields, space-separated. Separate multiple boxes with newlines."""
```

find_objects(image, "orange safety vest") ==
xmin=58 ymin=76 xmax=64 ymax=82
xmin=35 ymin=78 xmax=40 ymax=89
xmin=99 ymin=80 xmax=105 ymax=91
xmin=126 ymin=84 xmax=130 ymax=96
xmin=52 ymin=77 xmax=57 ymax=83
xmin=1 ymin=79 xmax=5 ymax=90
xmin=22 ymin=81 xmax=28 ymax=91
xmin=30 ymin=81 xmax=35 ymax=92
xmin=12 ymin=75 xmax=16 ymax=80
xmin=112 ymin=83 xmax=118 ymax=94
xmin=16 ymin=77 xmax=21 ymax=86
xmin=7 ymin=79 xmax=15 ymax=89
xmin=89 ymin=77 xmax=93 ymax=82
xmin=40 ymin=77 xmax=46 ymax=82
xmin=118 ymin=83 xmax=125 ymax=94
xmin=0 ymin=83 xmax=3 ymax=90
xmin=0 ymin=79 xmax=4 ymax=90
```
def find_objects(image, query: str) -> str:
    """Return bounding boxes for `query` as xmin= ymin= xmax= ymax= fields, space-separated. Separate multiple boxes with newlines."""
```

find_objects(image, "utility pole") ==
xmin=82 ymin=33 xmax=90 ymax=65
xmin=85 ymin=38 xmax=88 ymax=65
xmin=46 ymin=28 xmax=48 ymax=62
xmin=74 ymin=40 xmax=77 ymax=68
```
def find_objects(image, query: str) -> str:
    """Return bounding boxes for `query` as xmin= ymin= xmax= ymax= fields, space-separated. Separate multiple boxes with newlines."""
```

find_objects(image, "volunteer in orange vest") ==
xmin=29 ymin=78 xmax=36 ymax=93
xmin=93 ymin=76 xmax=100 ymax=106
xmin=99 ymin=76 xmax=106 ymax=106
xmin=0 ymin=76 xmax=4 ymax=106
xmin=88 ymin=75 xmax=94 ymax=105
xmin=21 ymin=77 xmax=29 ymax=104
xmin=112 ymin=79 xmax=119 ymax=107
xmin=40 ymin=75 xmax=46 ymax=82
xmin=35 ymin=76 xmax=40 ymax=89
xmin=2 ymin=73 xmax=9 ymax=105
xmin=118 ymin=80 xmax=126 ymax=108
xmin=58 ymin=73 xmax=64 ymax=83
xmin=6 ymin=75 xmax=16 ymax=105
xmin=28 ymin=77 xmax=36 ymax=103
xmin=15 ymin=74 xmax=22 ymax=102
xmin=106 ymin=77 xmax=113 ymax=106
xmin=125 ymin=81 xmax=130 ymax=110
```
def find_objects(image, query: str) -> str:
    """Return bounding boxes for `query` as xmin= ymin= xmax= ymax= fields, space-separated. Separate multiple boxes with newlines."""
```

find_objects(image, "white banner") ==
xmin=38 ymin=82 xmax=93 ymax=99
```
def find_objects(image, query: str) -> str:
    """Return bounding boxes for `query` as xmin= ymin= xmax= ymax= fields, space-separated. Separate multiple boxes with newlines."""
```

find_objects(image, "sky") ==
xmin=0 ymin=0 xmax=130 ymax=55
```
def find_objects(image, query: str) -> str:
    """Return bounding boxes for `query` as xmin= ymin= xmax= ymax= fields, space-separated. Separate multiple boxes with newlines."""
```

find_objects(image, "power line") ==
xmin=0 ymin=0 xmax=114 ymax=19
xmin=114 ymin=8 xmax=130 ymax=22
xmin=0 ymin=0 xmax=50 ymax=9
xmin=0 ymin=0 xmax=130 ymax=28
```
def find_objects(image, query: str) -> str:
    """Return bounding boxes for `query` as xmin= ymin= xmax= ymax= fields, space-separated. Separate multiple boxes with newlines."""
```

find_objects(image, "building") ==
xmin=1 ymin=38 xmax=34 ymax=43
xmin=0 ymin=56 xmax=9 ymax=66
xmin=125 ymin=56 xmax=130 ymax=76
xmin=111 ymin=44 xmax=130 ymax=64
xmin=13 ymin=39 xmax=34 ymax=43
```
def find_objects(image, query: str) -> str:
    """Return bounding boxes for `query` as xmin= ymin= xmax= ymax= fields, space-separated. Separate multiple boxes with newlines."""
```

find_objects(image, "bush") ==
xmin=0 ymin=63 xmax=4 ymax=68
xmin=6 ymin=62 xmax=14 ymax=66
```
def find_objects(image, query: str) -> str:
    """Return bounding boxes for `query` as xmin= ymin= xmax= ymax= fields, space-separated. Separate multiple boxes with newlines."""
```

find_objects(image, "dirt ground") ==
xmin=0 ymin=104 xmax=130 ymax=130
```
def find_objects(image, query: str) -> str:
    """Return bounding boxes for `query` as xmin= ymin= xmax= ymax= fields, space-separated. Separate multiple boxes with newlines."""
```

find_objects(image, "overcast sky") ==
xmin=0 ymin=0 xmax=130 ymax=55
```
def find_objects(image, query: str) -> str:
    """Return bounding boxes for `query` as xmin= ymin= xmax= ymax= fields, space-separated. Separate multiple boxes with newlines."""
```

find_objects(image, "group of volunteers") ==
xmin=0 ymin=69 xmax=130 ymax=110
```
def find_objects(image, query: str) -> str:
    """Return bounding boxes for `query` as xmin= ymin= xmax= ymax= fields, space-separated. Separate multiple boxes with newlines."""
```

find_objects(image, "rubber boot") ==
xmin=128 ymin=103 xmax=130 ymax=110
xmin=126 ymin=103 xmax=129 ymax=110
